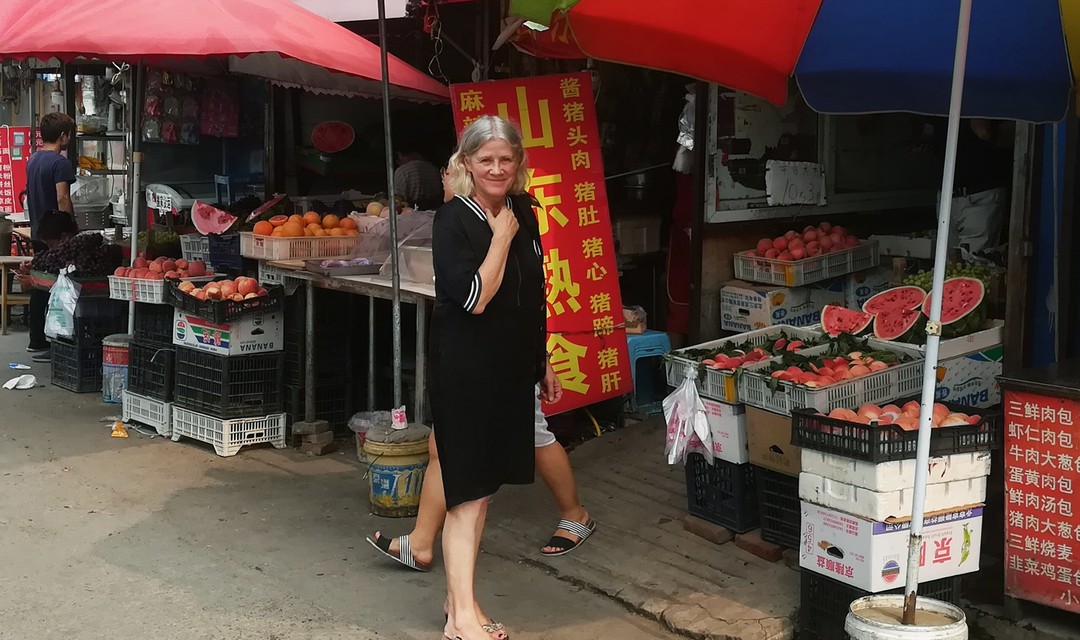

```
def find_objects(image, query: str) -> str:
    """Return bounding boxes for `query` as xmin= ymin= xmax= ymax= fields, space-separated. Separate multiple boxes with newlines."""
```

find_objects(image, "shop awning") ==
xmin=0 ymin=0 xmax=449 ymax=103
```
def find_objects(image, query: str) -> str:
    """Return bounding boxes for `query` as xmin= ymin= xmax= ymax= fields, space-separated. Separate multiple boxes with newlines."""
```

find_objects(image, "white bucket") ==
xmin=846 ymin=595 xmax=967 ymax=640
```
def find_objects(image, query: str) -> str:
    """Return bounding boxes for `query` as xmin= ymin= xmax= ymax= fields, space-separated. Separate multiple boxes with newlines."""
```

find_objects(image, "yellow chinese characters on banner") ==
xmin=451 ymin=73 xmax=631 ymax=415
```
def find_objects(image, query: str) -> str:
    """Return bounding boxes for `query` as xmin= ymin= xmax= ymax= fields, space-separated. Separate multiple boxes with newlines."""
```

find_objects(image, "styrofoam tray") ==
xmin=800 ymin=450 xmax=991 ymax=493
xmin=876 ymin=319 xmax=1003 ymax=360
xmin=665 ymin=325 xmax=824 ymax=403
xmin=171 ymin=407 xmax=287 ymax=457
xmin=122 ymin=390 xmax=172 ymax=436
xmin=733 ymin=241 xmax=878 ymax=287
xmin=799 ymin=472 xmax=987 ymax=521
xmin=737 ymin=339 xmax=924 ymax=416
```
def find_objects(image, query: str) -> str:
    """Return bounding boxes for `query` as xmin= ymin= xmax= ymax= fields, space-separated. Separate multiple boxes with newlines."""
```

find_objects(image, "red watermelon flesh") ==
xmin=822 ymin=305 xmax=873 ymax=337
xmin=874 ymin=307 xmax=923 ymax=341
xmin=192 ymin=201 xmax=238 ymax=235
xmin=863 ymin=285 xmax=926 ymax=315
xmin=922 ymin=277 xmax=985 ymax=324
xmin=311 ymin=120 xmax=355 ymax=154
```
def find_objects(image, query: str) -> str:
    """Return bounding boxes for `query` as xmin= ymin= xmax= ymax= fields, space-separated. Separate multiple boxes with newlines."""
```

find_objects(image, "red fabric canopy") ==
xmin=0 ymin=0 xmax=449 ymax=102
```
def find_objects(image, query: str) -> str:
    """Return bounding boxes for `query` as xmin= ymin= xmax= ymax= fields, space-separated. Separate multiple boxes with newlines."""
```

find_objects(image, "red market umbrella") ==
xmin=509 ymin=0 xmax=820 ymax=105
xmin=0 ymin=0 xmax=449 ymax=102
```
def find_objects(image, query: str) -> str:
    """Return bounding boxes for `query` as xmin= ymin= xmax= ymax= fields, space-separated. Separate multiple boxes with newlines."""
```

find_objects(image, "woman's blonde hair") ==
xmin=446 ymin=115 xmax=529 ymax=197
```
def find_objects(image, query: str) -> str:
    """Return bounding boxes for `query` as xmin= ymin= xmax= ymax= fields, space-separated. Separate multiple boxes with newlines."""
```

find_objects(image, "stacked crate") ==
xmin=122 ymin=303 xmax=177 ymax=436
xmin=50 ymin=298 xmax=127 ymax=393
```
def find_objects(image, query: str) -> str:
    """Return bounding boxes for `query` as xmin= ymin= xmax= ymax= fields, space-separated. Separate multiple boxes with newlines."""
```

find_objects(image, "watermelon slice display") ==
xmin=862 ymin=285 xmax=926 ymax=315
xmin=923 ymin=276 xmax=986 ymax=338
xmin=191 ymin=200 xmax=238 ymax=235
xmin=873 ymin=307 xmax=924 ymax=342
xmin=822 ymin=305 xmax=873 ymax=337
xmin=311 ymin=120 xmax=355 ymax=154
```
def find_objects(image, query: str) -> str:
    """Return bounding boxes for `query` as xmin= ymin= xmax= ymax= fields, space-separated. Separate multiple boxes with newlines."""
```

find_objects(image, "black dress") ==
xmin=430 ymin=193 xmax=547 ymax=509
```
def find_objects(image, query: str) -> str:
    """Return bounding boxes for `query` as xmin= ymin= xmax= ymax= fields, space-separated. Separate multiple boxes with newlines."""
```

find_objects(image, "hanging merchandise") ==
xmin=142 ymin=69 xmax=200 ymax=145
xmin=673 ymin=87 xmax=695 ymax=174
xmin=45 ymin=267 xmax=81 ymax=340
xmin=663 ymin=367 xmax=713 ymax=465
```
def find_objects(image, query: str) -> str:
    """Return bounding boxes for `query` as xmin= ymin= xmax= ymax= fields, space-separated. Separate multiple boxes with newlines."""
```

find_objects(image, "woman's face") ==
xmin=465 ymin=139 xmax=518 ymax=203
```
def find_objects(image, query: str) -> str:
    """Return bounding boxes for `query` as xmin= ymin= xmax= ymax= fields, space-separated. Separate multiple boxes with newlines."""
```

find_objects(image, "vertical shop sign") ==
xmin=450 ymin=73 xmax=631 ymax=415
xmin=1003 ymin=390 xmax=1080 ymax=613
xmin=0 ymin=126 xmax=32 ymax=213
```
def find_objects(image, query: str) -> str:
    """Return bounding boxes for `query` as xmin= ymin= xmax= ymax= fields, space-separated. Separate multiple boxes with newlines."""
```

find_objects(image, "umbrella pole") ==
xmin=902 ymin=0 xmax=972 ymax=624
xmin=377 ymin=0 xmax=403 ymax=408
xmin=127 ymin=63 xmax=145 ymax=335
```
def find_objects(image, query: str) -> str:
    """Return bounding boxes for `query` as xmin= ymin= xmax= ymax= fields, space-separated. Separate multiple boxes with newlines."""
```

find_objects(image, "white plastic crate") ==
xmin=258 ymin=262 xmax=302 ymax=295
xmin=736 ymin=339 xmax=924 ymax=416
xmin=799 ymin=472 xmax=988 ymax=521
xmin=180 ymin=233 xmax=211 ymax=265
xmin=665 ymin=325 xmax=825 ymax=403
xmin=733 ymin=240 xmax=878 ymax=287
xmin=240 ymin=232 xmax=359 ymax=261
xmin=122 ymin=390 xmax=172 ymax=436
xmin=171 ymin=407 xmax=287 ymax=457
xmin=109 ymin=275 xmax=215 ymax=303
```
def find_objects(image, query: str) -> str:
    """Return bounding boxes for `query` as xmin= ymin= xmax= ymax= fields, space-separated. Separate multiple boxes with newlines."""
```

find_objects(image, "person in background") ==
xmin=18 ymin=211 xmax=78 ymax=363
xmin=24 ymin=113 xmax=76 ymax=357
xmin=393 ymin=141 xmax=444 ymax=211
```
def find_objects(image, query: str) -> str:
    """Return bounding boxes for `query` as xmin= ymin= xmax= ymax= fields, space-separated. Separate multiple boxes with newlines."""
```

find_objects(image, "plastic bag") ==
xmin=673 ymin=89 xmax=696 ymax=174
xmin=663 ymin=364 xmax=713 ymax=465
xmin=45 ymin=267 xmax=81 ymax=340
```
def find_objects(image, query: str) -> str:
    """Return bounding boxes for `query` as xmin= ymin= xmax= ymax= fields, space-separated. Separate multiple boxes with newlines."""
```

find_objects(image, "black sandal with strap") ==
xmin=366 ymin=533 xmax=432 ymax=572
xmin=540 ymin=519 xmax=596 ymax=557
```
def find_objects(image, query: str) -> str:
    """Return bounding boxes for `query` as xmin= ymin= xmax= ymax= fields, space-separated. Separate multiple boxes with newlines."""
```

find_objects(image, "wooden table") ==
xmin=0 ymin=256 xmax=31 ymax=335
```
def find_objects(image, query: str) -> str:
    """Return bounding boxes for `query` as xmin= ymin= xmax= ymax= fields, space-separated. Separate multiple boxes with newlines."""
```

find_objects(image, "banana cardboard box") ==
xmin=720 ymin=280 xmax=845 ymax=333
xmin=799 ymin=501 xmax=982 ymax=592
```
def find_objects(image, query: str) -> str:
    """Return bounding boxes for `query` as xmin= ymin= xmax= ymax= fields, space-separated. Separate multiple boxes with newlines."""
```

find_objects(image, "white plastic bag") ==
xmin=663 ymin=364 xmax=713 ymax=465
xmin=45 ymin=267 xmax=80 ymax=340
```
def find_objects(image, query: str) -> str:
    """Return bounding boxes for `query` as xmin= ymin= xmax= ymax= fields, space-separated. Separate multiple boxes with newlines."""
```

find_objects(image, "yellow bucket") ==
xmin=363 ymin=436 xmax=429 ymax=517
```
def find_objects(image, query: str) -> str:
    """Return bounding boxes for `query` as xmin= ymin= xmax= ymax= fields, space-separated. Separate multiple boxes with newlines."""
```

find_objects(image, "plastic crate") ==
xmin=791 ymin=399 xmax=1002 ymax=463
xmin=665 ymin=326 xmax=825 ymax=403
xmin=180 ymin=233 xmax=211 ymax=265
xmin=171 ymin=406 xmax=287 ymax=457
xmin=258 ymin=261 xmax=303 ymax=296
xmin=283 ymin=328 xmax=352 ymax=387
xmin=109 ymin=275 xmax=215 ymax=304
xmin=737 ymin=340 xmax=924 ymax=417
xmin=173 ymin=347 xmax=284 ymax=419
xmin=239 ymin=232 xmax=360 ymax=261
xmin=284 ymin=382 xmax=354 ymax=433
xmin=207 ymin=234 xmax=242 ymax=271
xmin=799 ymin=571 xmax=960 ymax=640
xmin=684 ymin=453 xmax=759 ymax=533
xmin=122 ymin=390 xmax=172 ymax=436
xmin=167 ymin=279 xmax=284 ymax=324
xmin=733 ymin=240 xmax=878 ymax=287
xmin=128 ymin=342 xmax=176 ymax=402
xmin=755 ymin=466 xmax=800 ymax=548
xmin=49 ymin=340 xmax=102 ymax=393
xmin=133 ymin=302 xmax=176 ymax=349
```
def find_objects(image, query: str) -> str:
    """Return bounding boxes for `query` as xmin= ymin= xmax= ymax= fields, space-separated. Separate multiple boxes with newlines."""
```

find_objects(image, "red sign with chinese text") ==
xmin=1004 ymin=390 xmax=1080 ymax=613
xmin=0 ymin=126 xmax=33 ymax=214
xmin=450 ymin=73 xmax=631 ymax=415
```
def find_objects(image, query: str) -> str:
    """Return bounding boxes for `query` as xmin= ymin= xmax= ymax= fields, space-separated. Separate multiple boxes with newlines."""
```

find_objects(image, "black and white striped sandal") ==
xmin=540 ymin=519 xmax=596 ymax=557
xmin=366 ymin=533 xmax=432 ymax=572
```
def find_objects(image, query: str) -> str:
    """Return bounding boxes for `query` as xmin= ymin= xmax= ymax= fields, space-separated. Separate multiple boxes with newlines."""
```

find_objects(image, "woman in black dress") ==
xmin=432 ymin=115 xmax=558 ymax=640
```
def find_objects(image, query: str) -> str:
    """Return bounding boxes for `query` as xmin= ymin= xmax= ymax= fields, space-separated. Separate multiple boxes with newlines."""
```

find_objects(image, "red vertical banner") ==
xmin=1003 ymin=390 xmax=1080 ymax=612
xmin=450 ymin=73 xmax=631 ymax=415
xmin=0 ymin=126 xmax=31 ymax=214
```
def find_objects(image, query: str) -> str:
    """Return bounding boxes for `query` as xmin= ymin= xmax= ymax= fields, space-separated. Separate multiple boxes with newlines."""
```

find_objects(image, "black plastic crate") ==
xmin=167 ymin=279 xmax=284 ymax=324
xmin=684 ymin=453 xmax=759 ymax=533
xmin=54 ymin=298 xmax=127 ymax=347
xmin=207 ymin=234 xmax=242 ymax=271
xmin=791 ymin=399 xmax=1002 ymax=463
xmin=799 ymin=571 xmax=961 ymax=640
xmin=284 ymin=382 xmax=354 ymax=433
xmin=128 ymin=342 xmax=175 ymax=402
xmin=173 ymin=347 xmax=283 ymax=419
xmin=283 ymin=328 xmax=353 ymax=387
xmin=133 ymin=302 xmax=176 ymax=349
xmin=49 ymin=339 xmax=102 ymax=393
xmin=755 ymin=466 xmax=800 ymax=548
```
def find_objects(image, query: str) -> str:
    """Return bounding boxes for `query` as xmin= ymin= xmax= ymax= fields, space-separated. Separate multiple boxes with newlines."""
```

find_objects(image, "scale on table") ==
xmin=145 ymin=182 xmax=216 ymax=228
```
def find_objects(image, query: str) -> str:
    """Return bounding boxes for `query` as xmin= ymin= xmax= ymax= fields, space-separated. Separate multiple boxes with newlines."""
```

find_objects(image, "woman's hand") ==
xmin=488 ymin=207 xmax=519 ymax=241
xmin=541 ymin=361 xmax=563 ymax=404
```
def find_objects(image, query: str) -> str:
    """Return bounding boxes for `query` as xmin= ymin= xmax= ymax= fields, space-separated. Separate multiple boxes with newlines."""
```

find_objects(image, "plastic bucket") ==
xmin=362 ymin=436 xmax=429 ymax=517
xmin=102 ymin=334 xmax=132 ymax=404
xmin=103 ymin=333 xmax=132 ymax=366
xmin=846 ymin=595 xmax=967 ymax=640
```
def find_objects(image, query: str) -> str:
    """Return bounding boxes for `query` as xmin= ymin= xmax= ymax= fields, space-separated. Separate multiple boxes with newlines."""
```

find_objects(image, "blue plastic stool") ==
xmin=625 ymin=329 xmax=671 ymax=417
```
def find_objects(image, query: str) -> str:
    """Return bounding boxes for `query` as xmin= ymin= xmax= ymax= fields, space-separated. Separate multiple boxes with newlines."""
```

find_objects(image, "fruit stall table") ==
xmin=265 ymin=260 xmax=433 ymax=421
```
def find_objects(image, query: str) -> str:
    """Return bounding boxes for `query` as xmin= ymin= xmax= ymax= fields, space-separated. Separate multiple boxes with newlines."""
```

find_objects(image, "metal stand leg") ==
xmin=415 ymin=301 xmax=426 ymax=422
xmin=304 ymin=279 xmax=315 ymax=423
xmin=367 ymin=296 xmax=376 ymax=410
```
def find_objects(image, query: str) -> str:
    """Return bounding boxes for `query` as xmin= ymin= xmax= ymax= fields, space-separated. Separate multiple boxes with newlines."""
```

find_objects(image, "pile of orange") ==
xmin=253 ymin=212 xmax=360 ymax=238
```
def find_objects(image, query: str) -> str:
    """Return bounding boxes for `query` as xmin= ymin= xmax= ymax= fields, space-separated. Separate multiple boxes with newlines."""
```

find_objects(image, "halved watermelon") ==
xmin=863 ymin=285 xmax=926 ymax=315
xmin=192 ymin=200 xmax=238 ymax=235
xmin=874 ymin=307 xmax=924 ymax=342
xmin=822 ymin=305 xmax=873 ymax=337
xmin=311 ymin=120 xmax=355 ymax=154
xmin=923 ymin=276 xmax=986 ymax=338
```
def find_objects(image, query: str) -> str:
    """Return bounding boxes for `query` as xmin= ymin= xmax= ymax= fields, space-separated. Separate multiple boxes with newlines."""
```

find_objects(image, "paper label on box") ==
xmin=720 ymin=282 xmax=823 ymax=332
xmin=694 ymin=398 xmax=748 ymax=464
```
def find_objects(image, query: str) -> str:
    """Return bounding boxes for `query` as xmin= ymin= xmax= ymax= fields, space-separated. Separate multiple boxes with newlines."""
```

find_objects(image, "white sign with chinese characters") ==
xmin=765 ymin=160 xmax=826 ymax=206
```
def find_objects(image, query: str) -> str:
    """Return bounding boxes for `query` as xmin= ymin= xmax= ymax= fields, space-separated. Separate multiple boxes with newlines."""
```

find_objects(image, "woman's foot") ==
xmin=445 ymin=611 xmax=508 ymax=640
xmin=367 ymin=531 xmax=435 ymax=571
xmin=444 ymin=601 xmax=508 ymax=640
xmin=540 ymin=508 xmax=594 ymax=556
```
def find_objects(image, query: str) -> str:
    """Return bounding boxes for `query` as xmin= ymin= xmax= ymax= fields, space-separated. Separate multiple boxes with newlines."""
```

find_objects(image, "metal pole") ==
xmin=126 ymin=64 xmax=145 ymax=335
xmin=378 ymin=0 xmax=403 ymax=408
xmin=902 ymin=0 xmax=972 ymax=624
xmin=368 ymin=296 xmax=376 ymax=410
xmin=304 ymin=279 xmax=316 ymax=422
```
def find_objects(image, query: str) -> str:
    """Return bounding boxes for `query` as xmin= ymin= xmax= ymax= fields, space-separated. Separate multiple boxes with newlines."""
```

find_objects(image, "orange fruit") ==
xmin=269 ymin=215 xmax=289 ymax=227
xmin=312 ymin=227 xmax=327 ymax=237
xmin=271 ymin=227 xmax=283 ymax=237
xmin=303 ymin=211 xmax=322 ymax=226
xmin=345 ymin=229 xmax=359 ymax=237
xmin=253 ymin=221 xmax=274 ymax=236
xmin=288 ymin=214 xmax=305 ymax=227
xmin=306 ymin=222 xmax=321 ymax=231
xmin=282 ymin=222 xmax=305 ymax=237
xmin=321 ymin=214 xmax=340 ymax=229
xmin=328 ymin=228 xmax=344 ymax=236
xmin=304 ymin=227 xmax=315 ymax=236
xmin=338 ymin=217 xmax=356 ymax=231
